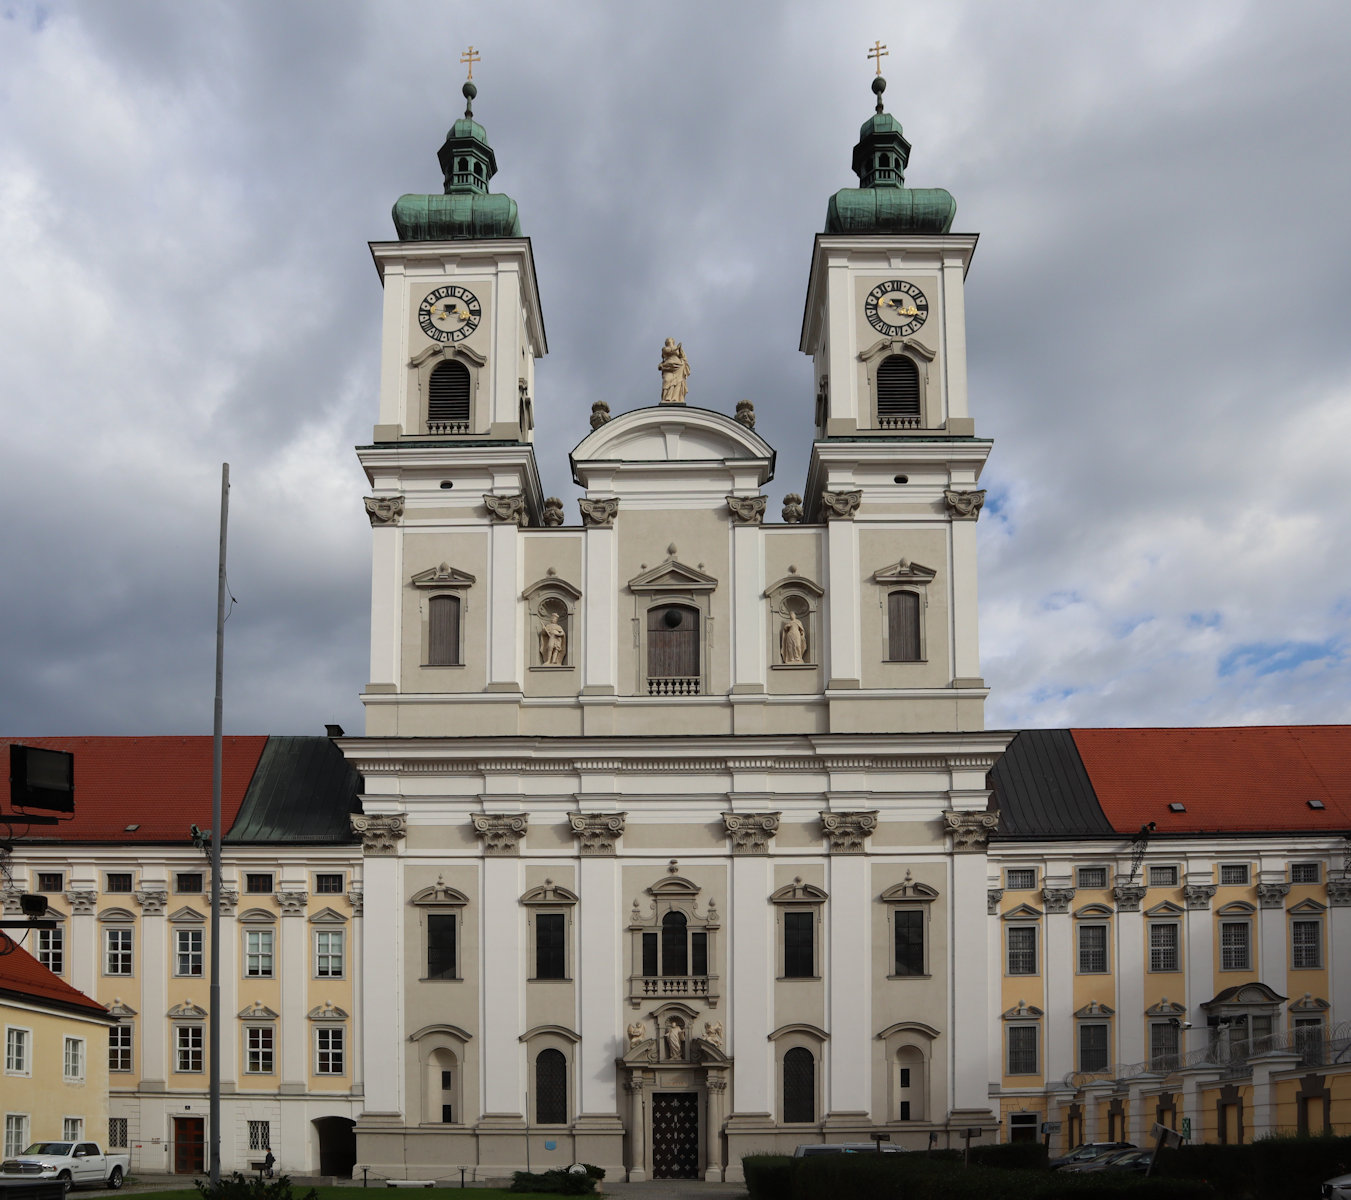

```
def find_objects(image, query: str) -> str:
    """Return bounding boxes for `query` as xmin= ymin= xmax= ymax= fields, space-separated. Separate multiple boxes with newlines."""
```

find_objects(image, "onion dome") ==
xmin=825 ymin=75 xmax=956 ymax=235
xmin=392 ymin=80 xmax=522 ymax=241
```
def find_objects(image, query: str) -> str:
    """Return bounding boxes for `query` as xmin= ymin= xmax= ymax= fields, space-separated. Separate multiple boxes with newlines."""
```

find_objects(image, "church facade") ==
xmin=342 ymin=73 xmax=1006 ymax=1181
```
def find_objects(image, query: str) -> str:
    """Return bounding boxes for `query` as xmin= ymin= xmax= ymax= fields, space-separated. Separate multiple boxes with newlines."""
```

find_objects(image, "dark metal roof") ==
xmin=225 ymin=736 xmax=361 ymax=844
xmin=989 ymin=729 xmax=1116 ymax=839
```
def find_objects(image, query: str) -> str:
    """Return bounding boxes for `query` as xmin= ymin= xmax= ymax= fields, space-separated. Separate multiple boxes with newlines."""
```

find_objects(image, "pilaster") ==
xmin=951 ymin=850 xmax=991 ymax=1113
xmin=368 ymin=517 xmax=403 ymax=692
xmin=278 ymin=891 xmax=309 ymax=1092
xmin=480 ymin=853 xmax=524 ymax=1117
xmin=1115 ymin=895 xmax=1145 ymax=1066
xmin=576 ymin=854 xmax=622 ymax=1120
xmin=580 ymin=503 xmax=618 ymax=721
xmin=486 ymin=505 xmax=523 ymax=692
xmin=137 ymin=888 xmax=168 ymax=1088
xmin=824 ymin=510 xmax=861 ymax=689
xmin=728 ymin=856 xmax=772 ymax=1117
xmin=1042 ymin=880 xmax=1074 ymax=1086
xmin=826 ymin=852 xmax=870 ymax=1117
xmin=358 ymin=839 xmax=404 ymax=1115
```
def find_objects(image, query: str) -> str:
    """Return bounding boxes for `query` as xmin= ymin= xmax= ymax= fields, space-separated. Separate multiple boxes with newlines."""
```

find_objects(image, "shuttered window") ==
xmin=535 ymin=913 xmax=566 ymax=980
xmin=876 ymin=355 xmax=920 ymax=422
xmin=783 ymin=1047 xmax=815 ymax=1123
xmin=887 ymin=591 xmax=921 ymax=661
xmin=428 ymin=595 xmax=460 ymax=666
xmin=535 ymin=1049 xmax=567 ymax=1124
xmin=647 ymin=604 xmax=700 ymax=693
xmin=428 ymin=361 xmax=470 ymax=427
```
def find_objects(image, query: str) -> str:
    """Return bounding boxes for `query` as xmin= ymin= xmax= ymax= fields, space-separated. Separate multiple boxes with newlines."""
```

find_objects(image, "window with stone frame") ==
xmin=104 ymin=925 xmax=133 ymax=976
xmin=1148 ymin=864 xmax=1179 ymax=888
xmin=315 ymin=1026 xmax=345 ymax=1075
xmin=428 ymin=595 xmax=461 ymax=666
xmin=1005 ymin=868 xmax=1036 ymax=891
xmin=245 ymin=1026 xmax=275 ymax=1074
xmin=770 ymin=878 xmax=827 ymax=982
xmin=36 ymin=925 xmax=63 ymax=975
xmin=314 ymin=929 xmax=345 ymax=979
xmin=409 ymin=344 xmax=484 ymax=436
xmin=108 ymin=1024 xmax=133 ymax=1073
xmin=244 ymin=925 xmax=275 ymax=978
xmin=175 ymin=927 xmax=204 ymax=977
xmin=782 ymin=1046 xmax=815 ymax=1123
xmin=1078 ymin=1023 xmax=1109 ymax=1073
xmin=882 ymin=875 xmax=938 ymax=978
xmin=534 ymin=1049 xmax=567 ymax=1125
xmin=1219 ymin=863 xmax=1250 ymax=886
xmin=1007 ymin=924 xmax=1038 ymax=975
xmin=175 ymin=1025 xmax=203 ymax=1073
xmin=35 ymin=871 xmax=63 ymax=893
xmin=108 ymin=1118 xmax=128 ymax=1149
xmin=1292 ymin=918 xmax=1323 ymax=969
xmin=247 ymin=1121 xmax=271 ymax=1152
xmin=1291 ymin=862 xmax=1321 ymax=884
xmin=629 ymin=875 xmax=719 ymax=1006
xmin=523 ymin=880 xmax=577 ymax=982
xmin=629 ymin=559 xmax=717 ymax=698
xmin=411 ymin=563 xmax=475 ymax=669
xmin=105 ymin=873 xmax=133 ymax=894
xmin=1220 ymin=920 xmax=1251 ymax=971
xmin=1006 ymin=1025 xmax=1039 ymax=1075
xmin=860 ymin=340 xmax=934 ymax=430
xmin=1077 ymin=923 xmax=1109 ymax=974
xmin=1149 ymin=1021 xmax=1180 ymax=1070
xmin=1149 ymin=922 xmax=1181 ymax=972
xmin=411 ymin=882 xmax=469 ymax=982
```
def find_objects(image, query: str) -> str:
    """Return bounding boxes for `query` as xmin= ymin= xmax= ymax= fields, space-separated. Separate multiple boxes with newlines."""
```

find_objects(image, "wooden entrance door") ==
xmin=651 ymin=1092 xmax=699 ymax=1179
xmin=174 ymin=1117 xmax=205 ymax=1174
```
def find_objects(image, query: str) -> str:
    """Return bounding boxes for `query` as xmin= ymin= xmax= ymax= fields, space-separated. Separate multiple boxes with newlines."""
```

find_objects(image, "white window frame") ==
xmin=1219 ymin=920 xmax=1251 ymax=971
xmin=1078 ymin=1022 xmax=1110 ymax=1073
xmin=1006 ymin=1024 xmax=1040 ymax=1075
xmin=1148 ymin=864 xmax=1179 ymax=888
xmin=1076 ymin=866 xmax=1109 ymax=890
xmin=174 ymin=1024 xmax=204 ymax=1073
xmin=63 ymin=1037 xmax=85 ymax=1082
xmin=4 ymin=1114 xmax=29 ymax=1159
xmin=174 ymin=872 xmax=204 ymax=894
xmin=1149 ymin=1020 xmax=1180 ymax=1069
xmin=5 ymin=1026 xmax=31 ymax=1076
xmin=248 ymin=1120 xmax=271 ymax=1152
xmin=62 ymin=1118 xmax=83 ymax=1141
xmin=244 ymin=873 xmax=274 ymax=895
xmin=314 ymin=1026 xmax=345 ymax=1075
xmin=107 ymin=1117 xmax=128 ymax=1149
xmin=1291 ymin=862 xmax=1321 ymax=884
xmin=174 ymin=928 xmax=204 ymax=977
xmin=1292 ymin=918 xmax=1323 ymax=970
xmin=1077 ymin=923 xmax=1109 ymax=974
xmin=36 ymin=925 xmax=64 ymax=975
xmin=35 ymin=871 xmax=64 ymax=893
xmin=314 ymin=929 xmax=345 ymax=979
xmin=245 ymin=928 xmax=275 ymax=978
xmin=1148 ymin=922 xmax=1181 ymax=972
xmin=244 ymin=1025 xmax=275 ymax=1074
xmin=1219 ymin=863 xmax=1250 ymax=886
xmin=313 ymin=872 xmax=344 ymax=895
xmin=104 ymin=927 xmax=133 ymax=976
xmin=108 ymin=1025 xmax=133 ymax=1073
xmin=1006 ymin=924 xmax=1038 ymax=976
xmin=104 ymin=873 xmax=134 ymax=894
xmin=1005 ymin=868 xmax=1036 ymax=891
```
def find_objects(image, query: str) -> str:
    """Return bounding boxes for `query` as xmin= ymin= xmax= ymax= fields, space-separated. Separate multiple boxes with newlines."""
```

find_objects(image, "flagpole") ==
xmin=210 ymin=463 xmax=229 ymax=1185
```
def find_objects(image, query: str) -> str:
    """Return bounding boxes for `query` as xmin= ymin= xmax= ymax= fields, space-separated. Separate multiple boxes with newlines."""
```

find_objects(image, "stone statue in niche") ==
xmin=779 ymin=607 xmax=807 ymax=665
xmin=627 ymin=1020 xmax=648 ymax=1049
xmin=538 ymin=605 xmax=567 ymax=666
xmin=665 ymin=1017 xmax=685 ymax=1060
xmin=659 ymin=338 xmax=691 ymax=404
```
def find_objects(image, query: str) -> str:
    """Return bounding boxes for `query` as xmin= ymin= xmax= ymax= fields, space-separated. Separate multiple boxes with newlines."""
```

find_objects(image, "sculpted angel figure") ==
xmin=703 ymin=1020 xmax=724 ymax=1050
xmin=627 ymin=1020 xmax=648 ymax=1049
xmin=659 ymin=338 xmax=691 ymax=404
xmin=779 ymin=608 xmax=807 ymax=665
xmin=538 ymin=608 xmax=566 ymax=666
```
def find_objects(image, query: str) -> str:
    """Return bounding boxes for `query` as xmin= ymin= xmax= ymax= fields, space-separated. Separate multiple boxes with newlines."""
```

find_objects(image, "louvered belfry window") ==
xmin=876 ymin=355 xmax=920 ymax=424
xmin=887 ymin=591 xmax=921 ymax=661
xmin=647 ymin=604 xmax=700 ymax=694
xmin=783 ymin=1047 xmax=815 ymax=1123
xmin=535 ymin=1049 xmax=567 ymax=1125
xmin=428 ymin=595 xmax=460 ymax=666
xmin=427 ymin=361 xmax=471 ymax=429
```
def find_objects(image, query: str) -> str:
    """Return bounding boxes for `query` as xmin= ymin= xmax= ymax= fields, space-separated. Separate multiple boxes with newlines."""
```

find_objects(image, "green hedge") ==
xmin=742 ymin=1154 xmax=795 ymax=1200
xmin=507 ymin=1165 xmax=600 ymax=1194
xmin=972 ymin=1142 xmax=1050 ymax=1170
xmin=1154 ymin=1134 xmax=1351 ymax=1200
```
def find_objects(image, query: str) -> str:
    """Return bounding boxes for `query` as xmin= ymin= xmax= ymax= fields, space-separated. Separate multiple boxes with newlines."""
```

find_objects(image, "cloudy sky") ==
xmin=1 ymin=0 xmax=1348 ymax=738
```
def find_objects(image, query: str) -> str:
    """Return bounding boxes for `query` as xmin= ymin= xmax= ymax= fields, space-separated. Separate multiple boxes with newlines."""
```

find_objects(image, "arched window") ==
xmin=428 ymin=595 xmax=461 ymax=666
xmin=887 ymin=591 xmax=921 ymax=662
xmin=661 ymin=911 xmax=688 ymax=977
xmin=877 ymin=356 xmax=920 ymax=424
xmin=783 ymin=1047 xmax=815 ymax=1123
xmin=535 ymin=1049 xmax=567 ymax=1125
xmin=428 ymin=361 xmax=471 ymax=429
xmin=457 ymin=157 xmax=468 ymax=172
xmin=647 ymin=604 xmax=700 ymax=694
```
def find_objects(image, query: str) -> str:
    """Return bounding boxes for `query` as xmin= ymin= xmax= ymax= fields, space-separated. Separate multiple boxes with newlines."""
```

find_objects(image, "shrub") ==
xmin=742 ymin=1154 xmax=795 ymax=1200
xmin=508 ymin=1166 xmax=597 ymax=1194
xmin=1153 ymin=1133 xmax=1351 ymax=1200
xmin=971 ymin=1141 xmax=1050 ymax=1170
xmin=194 ymin=1175 xmax=318 ymax=1200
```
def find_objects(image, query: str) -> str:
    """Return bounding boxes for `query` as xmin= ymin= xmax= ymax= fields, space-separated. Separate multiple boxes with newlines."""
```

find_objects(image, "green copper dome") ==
xmin=392 ymin=81 xmax=522 ymax=241
xmin=825 ymin=75 xmax=955 ymax=235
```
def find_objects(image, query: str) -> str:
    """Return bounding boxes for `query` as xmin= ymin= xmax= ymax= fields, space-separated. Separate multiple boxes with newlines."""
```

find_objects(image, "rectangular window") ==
xmin=641 ymin=932 xmax=658 ymax=977
xmin=1077 ymin=924 xmax=1108 ymax=973
xmin=174 ymin=872 xmax=203 ymax=894
xmin=1220 ymin=864 xmax=1250 ymax=886
xmin=245 ymin=929 xmax=275 ymax=978
xmin=37 ymin=927 xmax=63 ymax=975
xmin=248 ymin=1121 xmax=270 ymax=1152
xmin=1007 ymin=926 xmax=1038 ymax=975
xmin=1077 ymin=866 xmax=1108 ymax=890
xmin=36 ymin=871 xmax=64 ymax=893
xmin=315 ymin=1027 xmax=344 ymax=1075
xmin=175 ymin=929 xmax=204 ymax=977
xmin=428 ymin=594 xmax=462 ymax=666
xmin=105 ymin=873 xmax=133 ymax=894
xmin=63 ymin=1037 xmax=85 ymax=1082
xmin=886 ymin=590 xmax=921 ymax=661
xmin=1149 ymin=923 xmax=1180 ymax=972
xmin=105 ymin=928 xmax=133 ymax=975
xmin=690 ymin=931 xmax=708 ymax=977
xmin=315 ymin=930 xmax=345 ymax=978
xmin=245 ymin=873 xmax=273 ymax=894
xmin=108 ymin=1118 xmax=128 ymax=1149
xmin=899 ymin=1100 xmax=912 ymax=1121
xmin=783 ymin=912 xmax=814 ymax=978
xmin=535 ymin=913 xmax=566 ymax=980
xmin=1292 ymin=919 xmax=1322 ymax=969
xmin=1295 ymin=1018 xmax=1325 ymax=1065
xmin=109 ymin=1025 xmax=133 ymax=1073
xmin=5 ymin=1027 xmax=30 ymax=1075
xmin=1007 ymin=1025 xmax=1039 ymax=1075
xmin=893 ymin=910 xmax=924 ymax=976
xmin=245 ymin=1027 xmax=274 ymax=1074
xmin=1150 ymin=1021 xmax=1180 ymax=1069
xmin=62 ymin=1119 xmax=83 ymax=1141
xmin=1005 ymin=868 xmax=1036 ymax=890
xmin=1220 ymin=921 xmax=1251 ymax=971
xmin=1148 ymin=865 xmax=1179 ymax=888
xmin=314 ymin=873 xmax=344 ymax=894
xmin=4 ymin=1115 xmax=29 ymax=1159
xmin=175 ymin=1025 xmax=203 ymax=1073
xmin=426 ymin=914 xmax=456 ymax=980
xmin=1291 ymin=862 xmax=1321 ymax=884
xmin=1079 ymin=1024 xmax=1109 ymax=1073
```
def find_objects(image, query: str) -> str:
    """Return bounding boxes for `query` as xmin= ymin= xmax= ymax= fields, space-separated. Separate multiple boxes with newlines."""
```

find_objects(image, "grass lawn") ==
xmin=136 ymin=1191 xmax=565 ymax=1200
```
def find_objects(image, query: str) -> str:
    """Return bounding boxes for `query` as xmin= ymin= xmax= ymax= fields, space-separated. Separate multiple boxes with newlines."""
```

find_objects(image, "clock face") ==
xmin=417 ymin=285 xmax=481 ymax=343
xmin=863 ymin=280 xmax=929 ymax=337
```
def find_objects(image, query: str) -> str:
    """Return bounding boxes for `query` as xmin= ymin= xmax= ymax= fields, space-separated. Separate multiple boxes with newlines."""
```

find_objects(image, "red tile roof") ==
xmin=0 ymin=941 xmax=111 ymax=1019
xmin=1071 ymin=726 xmax=1351 ymax=834
xmin=0 ymin=737 xmax=268 ymax=843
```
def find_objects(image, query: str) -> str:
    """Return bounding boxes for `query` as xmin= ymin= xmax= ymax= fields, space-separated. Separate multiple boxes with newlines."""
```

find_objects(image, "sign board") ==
xmin=869 ymin=1133 xmax=891 ymax=1142
xmin=9 ymin=744 xmax=74 ymax=813
xmin=1040 ymin=1121 xmax=1062 ymax=1134
xmin=1150 ymin=1123 xmax=1183 ymax=1148
xmin=1180 ymin=1117 xmax=1191 ymax=1140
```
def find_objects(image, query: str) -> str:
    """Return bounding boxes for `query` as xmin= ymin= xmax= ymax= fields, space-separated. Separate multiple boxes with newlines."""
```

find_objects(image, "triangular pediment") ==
xmin=1145 ymin=901 xmax=1185 ymax=917
xmin=1289 ymin=898 xmax=1327 ymax=915
xmin=1289 ymin=993 xmax=1330 ymax=1013
xmin=1074 ymin=1000 xmax=1115 ymax=1018
xmin=238 ymin=1001 xmax=279 ymax=1020
xmin=106 ymin=999 xmax=138 ymax=1018
xmin=308 ymin=1002 xmax=350 ymax=1021
xmin=169 ymin=906 xmax=205 ymax=924
xmin=168 ymin=1001 xmax=208 ymax=1019
xmin=308 ymin=906 xmax=348 ymax=924
xmin=1144 ymin=997 xmax=1186 ymax=1017
xmin=1002 ymin=1000 xmax=1043 ymax=1020
xmin=411 ymin=563 xmax=476 ymax=589
xmin=628 ymin=559 xmax=718 ymax=593
xmin=1002 ymin=903 xmax=1043 ymax=921
xmin=873 ymin=558 xmax=937 ymax=587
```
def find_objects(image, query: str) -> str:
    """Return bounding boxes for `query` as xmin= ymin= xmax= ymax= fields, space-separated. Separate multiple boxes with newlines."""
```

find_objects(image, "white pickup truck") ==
xmin=0 ymin=1141 xmax=129 ymax=1189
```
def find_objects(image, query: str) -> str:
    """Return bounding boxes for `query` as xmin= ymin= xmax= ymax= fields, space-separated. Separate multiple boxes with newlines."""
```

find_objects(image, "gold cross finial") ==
xmin=460 ymin=46 xmax=481 ymax=80
xmin=867 ymin=40 xmax=889 ymax=75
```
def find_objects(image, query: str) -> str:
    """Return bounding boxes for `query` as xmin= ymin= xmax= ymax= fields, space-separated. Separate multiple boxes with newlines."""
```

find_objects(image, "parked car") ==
xmin=1323 ymin=1172 xmax=1351 ymax=1200
xmin=1063 ymin=1147 xmax=1154 ymax=1175
xmin=793 ymin=1142 xmax=906 ymax=1156
xmin=1048 ymin=1141 xmax=1135 ymax=1170
xmin=0 ymin=1142 xmax=129 ymax=1190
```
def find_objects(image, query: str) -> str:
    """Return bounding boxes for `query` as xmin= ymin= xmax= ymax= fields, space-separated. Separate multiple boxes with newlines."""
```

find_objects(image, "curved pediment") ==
xmin=571 ymin=406 xmax=775 ymax=489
